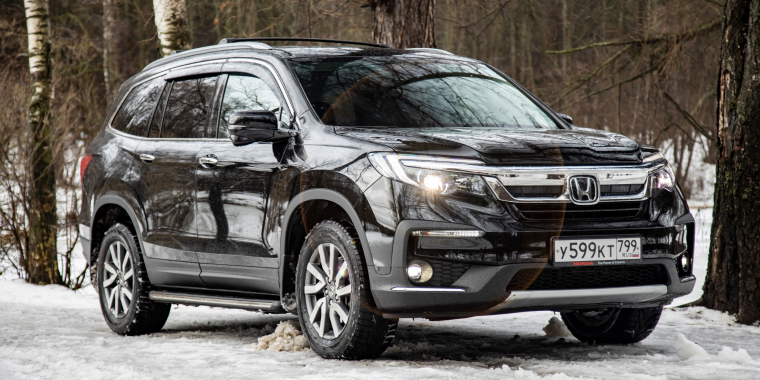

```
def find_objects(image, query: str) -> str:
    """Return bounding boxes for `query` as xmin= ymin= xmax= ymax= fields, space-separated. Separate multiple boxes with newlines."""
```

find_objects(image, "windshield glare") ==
xmin=289 ymin=56 xmax=558 ymax=129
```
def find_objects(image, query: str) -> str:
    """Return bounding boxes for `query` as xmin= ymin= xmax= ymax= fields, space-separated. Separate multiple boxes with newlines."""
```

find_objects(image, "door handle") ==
xmin=140 ymin=154 xmax=155 ymax=163
xmin=199 ymin=155 xmax=218 ymax=168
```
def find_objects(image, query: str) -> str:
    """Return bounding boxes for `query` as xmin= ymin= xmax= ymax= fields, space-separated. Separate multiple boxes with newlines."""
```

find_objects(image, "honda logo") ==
xmin=568 ymin=176 xmax=599 ymax=205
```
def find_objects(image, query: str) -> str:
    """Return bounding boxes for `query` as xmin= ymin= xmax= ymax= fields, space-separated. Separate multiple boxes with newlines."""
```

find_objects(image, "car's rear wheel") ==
xmin=561 ymin=306 xmax=663 ymax=344
xmin=97 ymin=223 xmax=170 ymax=335
xmin=296 ymin=220 xmax=396 ymax=359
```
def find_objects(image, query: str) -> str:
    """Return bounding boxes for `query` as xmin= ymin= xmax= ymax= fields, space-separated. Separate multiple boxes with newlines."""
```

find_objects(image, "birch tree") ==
xmin=24 ymin=0 xmax=61 ymax=285
xmin=367 ymin=0 xmax=436 ymax=49
xmin=153 ymin=0 xmax=191 ymax=57
xmin=102 ymin=0 xmax=117 ymax=104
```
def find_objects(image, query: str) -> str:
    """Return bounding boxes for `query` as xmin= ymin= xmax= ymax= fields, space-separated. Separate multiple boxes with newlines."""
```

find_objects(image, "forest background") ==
xmin=0 ymin=0 xmax=721 ymax=288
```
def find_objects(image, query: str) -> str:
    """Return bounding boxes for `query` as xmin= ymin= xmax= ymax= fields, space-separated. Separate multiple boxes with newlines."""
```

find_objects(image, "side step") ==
xmin=149 ymin=291 xmax=284 ymax=312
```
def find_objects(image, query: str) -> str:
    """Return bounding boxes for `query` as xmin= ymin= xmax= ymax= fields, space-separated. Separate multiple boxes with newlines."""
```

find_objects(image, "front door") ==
xmin=135 ymin=74 xmax=219 ymax=287
xmin=195 ymin=71 xmax=292 ymax=294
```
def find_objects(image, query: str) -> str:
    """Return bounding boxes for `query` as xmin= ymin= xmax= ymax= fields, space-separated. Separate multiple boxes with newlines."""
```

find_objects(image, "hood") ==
xmin=335 ymin=126 xmax=644 ymax=165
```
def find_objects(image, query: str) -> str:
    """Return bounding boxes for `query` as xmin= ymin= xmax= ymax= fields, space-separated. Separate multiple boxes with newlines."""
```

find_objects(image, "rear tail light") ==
xmin=78 ymin=155 xmax=92 ymax=184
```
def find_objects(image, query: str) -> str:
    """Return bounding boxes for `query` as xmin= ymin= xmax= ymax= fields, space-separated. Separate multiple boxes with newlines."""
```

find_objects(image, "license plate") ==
xmin=553 ymin=237 xmax=641 ymax=263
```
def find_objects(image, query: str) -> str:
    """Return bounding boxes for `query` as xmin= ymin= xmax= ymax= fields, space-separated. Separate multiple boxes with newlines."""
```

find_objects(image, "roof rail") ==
xmin=406 ymin=48 xmax=454 ymax=55
xmin=218 ymin=37 xmax=391 ymax=49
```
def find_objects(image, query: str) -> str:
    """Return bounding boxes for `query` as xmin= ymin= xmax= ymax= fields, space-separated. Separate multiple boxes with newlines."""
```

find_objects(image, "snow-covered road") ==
xmin=2 ymin=207 xmax=759 ymax=379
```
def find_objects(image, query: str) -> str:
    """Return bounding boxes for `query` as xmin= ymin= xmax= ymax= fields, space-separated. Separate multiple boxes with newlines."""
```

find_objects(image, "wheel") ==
xmin=295 ymin=220 xmax=397 ymax=359
xmin=96 ymin=223 xmax=170 ymax=335
xmin=561 ymin=306 xmax=663 ymax=344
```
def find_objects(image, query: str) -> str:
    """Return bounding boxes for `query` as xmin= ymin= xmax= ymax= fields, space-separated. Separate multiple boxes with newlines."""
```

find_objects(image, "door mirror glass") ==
xmin=228 ymin=110 xmax=295 ymax=146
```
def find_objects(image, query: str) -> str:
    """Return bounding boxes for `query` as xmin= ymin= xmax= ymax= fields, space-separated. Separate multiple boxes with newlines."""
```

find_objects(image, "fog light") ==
xmin=407 ymin=260 xmax=433 ymax=283
xmin=680 ymin=254 xmax=690 ymax=272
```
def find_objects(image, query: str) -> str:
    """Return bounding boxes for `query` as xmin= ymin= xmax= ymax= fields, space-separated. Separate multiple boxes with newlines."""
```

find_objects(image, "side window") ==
xmin=161 ymin=75 xmax=218 ymax=139
xmin=147 ymin=81 xmax=171 ymax=138
xmin=111 ymin=77 xmax=164 ymax=136
xmin=218 ymin=74 xmax=283 ymax=138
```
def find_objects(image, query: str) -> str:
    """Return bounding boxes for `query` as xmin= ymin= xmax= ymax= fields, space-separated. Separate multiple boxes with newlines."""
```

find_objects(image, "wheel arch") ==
xmin=89 ymin=195 xmax=146 ymax=268
xmin=279 ymin=189 xmax=374 ymax=303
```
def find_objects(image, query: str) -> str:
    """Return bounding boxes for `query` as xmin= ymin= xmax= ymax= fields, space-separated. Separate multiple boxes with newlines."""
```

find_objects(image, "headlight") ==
xmin=368 ymin=153 xmax=490 ymax=197
xmin=650 ymin=165 xmax=675 ymax=193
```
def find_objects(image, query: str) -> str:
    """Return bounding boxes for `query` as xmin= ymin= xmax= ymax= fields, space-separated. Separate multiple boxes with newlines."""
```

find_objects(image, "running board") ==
xmin=149 ymin=291 xmax=283 ymax=312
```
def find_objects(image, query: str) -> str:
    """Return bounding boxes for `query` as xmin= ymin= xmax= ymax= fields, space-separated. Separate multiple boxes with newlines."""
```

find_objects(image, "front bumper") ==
xmin=367 ymin=218 xmax=696 ymax=319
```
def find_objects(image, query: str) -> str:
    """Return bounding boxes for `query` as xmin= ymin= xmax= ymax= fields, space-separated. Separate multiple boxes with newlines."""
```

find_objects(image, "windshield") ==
xmin=289 ymin=55 xmax=558 ymax=129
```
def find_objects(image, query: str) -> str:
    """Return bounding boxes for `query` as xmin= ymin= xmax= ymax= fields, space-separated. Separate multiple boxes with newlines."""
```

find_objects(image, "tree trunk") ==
xmin=368 ymin=0 xmax=436 ymax=49
xmin=24 ymin=0 xmax=61 ymax=285
xmin=703 ymin=0 xmax=760 ymax=325
xmin=102 ymin=0 xmax=117 ymax=105
xmin=152 ymin=0 xmax=191 ymax=57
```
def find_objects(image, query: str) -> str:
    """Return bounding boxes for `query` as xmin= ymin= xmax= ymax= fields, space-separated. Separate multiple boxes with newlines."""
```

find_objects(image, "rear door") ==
xmin=195 ymin=64 xmax=294 ymax=294
xmin=134 ymin=73 xmax=220 ymax=287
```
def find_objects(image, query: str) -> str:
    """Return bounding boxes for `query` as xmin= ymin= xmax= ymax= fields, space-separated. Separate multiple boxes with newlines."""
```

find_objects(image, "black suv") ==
xmin=79 ymin=38 xmax=695 ymax=359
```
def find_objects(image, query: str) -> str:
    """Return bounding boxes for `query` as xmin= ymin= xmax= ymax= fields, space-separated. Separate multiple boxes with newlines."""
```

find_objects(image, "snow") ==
xmin=543 ymin=316 xmax=572 ymax=338
xmin=3 ymin=205 xmax=760 ymax=379
xmin=256 ymin=320 xmax=309 ymax=352
xmin=673 ymin=333 xmax=709 ymax=360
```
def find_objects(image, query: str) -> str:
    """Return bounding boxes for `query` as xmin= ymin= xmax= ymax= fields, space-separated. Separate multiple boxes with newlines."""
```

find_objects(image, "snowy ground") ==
xmin=3 ymin=207 xmax=760 ymax=380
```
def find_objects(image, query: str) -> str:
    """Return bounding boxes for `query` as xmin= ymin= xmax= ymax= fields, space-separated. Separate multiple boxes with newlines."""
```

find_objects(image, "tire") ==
xmin=295 ymin=220 xmax=397 ymax=359
xmin=561 ymin=306 xmax=663 ymax=344
xmin=96 ymin=223 xmax=170 ymax=335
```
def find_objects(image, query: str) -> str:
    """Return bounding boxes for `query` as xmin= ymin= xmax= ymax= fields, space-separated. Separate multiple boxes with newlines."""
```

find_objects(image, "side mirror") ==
xmin=228 ymin=110 xmax=297 ymax=146
xmin=557 ymin=113 xmax=573 ymax=125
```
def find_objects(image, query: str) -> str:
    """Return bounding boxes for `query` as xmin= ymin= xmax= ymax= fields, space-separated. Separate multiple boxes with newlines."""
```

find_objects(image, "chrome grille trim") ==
xmin=397 ymin=155 xmax=666 ymax=204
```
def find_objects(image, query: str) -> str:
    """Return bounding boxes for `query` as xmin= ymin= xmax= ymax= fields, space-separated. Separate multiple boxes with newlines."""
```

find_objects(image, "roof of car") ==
xmin=142 ymin=40 xmax=461 ymax=71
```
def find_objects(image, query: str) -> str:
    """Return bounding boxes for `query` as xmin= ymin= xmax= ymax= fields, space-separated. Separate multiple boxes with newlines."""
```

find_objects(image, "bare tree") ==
xmin=153 ymin=0 xmax=191 ymax=57
xmin=366 ymin=0 xmax=436 ymax=48
xmin=102 ymin=0 xmax=117 ymax=105
xmin=702 ymin=0 xmax=760 ymax=325
xmin=23 ymin=0 xmax=61 ymax=285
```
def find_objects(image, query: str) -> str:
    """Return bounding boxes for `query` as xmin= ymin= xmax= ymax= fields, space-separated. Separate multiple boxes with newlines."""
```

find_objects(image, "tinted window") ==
xmin=148 ymin=81 xmax=171 ymax=138
xmin=290 ymin=57 xmax=557 ymax=129
xmin=111 ymin=77 xmax=165 ymax=136
xmin=162 ymin=76 xmax=218 ymax=138
xmin=218 ymin=75 xmax=282 ymax=138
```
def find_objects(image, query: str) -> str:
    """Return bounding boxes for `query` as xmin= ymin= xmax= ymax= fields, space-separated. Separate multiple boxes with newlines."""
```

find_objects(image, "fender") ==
xmin=90 ymin=194 xmax=147 ymax=261
xmin=279 ymin=188 xmax=373 ymax=293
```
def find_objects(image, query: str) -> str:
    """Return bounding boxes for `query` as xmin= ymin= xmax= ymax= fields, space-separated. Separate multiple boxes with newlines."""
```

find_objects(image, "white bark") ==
xmin=153 ymin=0 xmax=191 ymax=57
xmin=25 ymin=0 xmax=50 ymax=81
xmin=103 ymin=0 xmax=116 ymax=104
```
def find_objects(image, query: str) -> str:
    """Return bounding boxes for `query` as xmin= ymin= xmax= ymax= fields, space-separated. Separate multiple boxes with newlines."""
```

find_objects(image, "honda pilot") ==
xmin=78 ymin=38 xmax=695 ymax=359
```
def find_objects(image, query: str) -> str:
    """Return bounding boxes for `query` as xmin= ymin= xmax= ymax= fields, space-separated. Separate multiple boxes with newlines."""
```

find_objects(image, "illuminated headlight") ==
xmin=650 ymin=165 xmax=676 ymax=193
xmin=368 ymin=153 xmax=490 ymax=197
xmin=407 ymin=260 xmax=433 ymax=283
xmin=680 ymin=254 xmax=690 ymax=272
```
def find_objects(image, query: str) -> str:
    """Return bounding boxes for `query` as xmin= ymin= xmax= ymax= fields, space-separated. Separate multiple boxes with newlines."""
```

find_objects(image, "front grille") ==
xmin=506 ymin=185 xmax=563 ymax=198
xmin=512 ymin=201 xmax=643 ymax=221
xmin=505 ymin=265 xmax=668 ymax=291
xmin=505 ymin=184 xmax=644 ymax=199
xmin=600 ymin=184 xmax=644 ymax=196
xmin=425 ymin=260 xmax=471 ymax=287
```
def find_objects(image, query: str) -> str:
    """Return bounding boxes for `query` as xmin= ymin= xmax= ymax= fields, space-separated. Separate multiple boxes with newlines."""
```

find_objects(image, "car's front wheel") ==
xmin=295 ymin=220 xmax=396 ymax=359
xmin=561 ymin=306 xmax=663 ymax=344
xmin=97 ymin=223 xmax=170 ymax=335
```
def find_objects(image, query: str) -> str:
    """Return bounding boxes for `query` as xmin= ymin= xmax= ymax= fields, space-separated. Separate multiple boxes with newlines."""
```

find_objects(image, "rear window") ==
xmin=111 ymin=77 xmax=165 ymax=136
xmin=289 ymin=56 xmax=558 ymax=130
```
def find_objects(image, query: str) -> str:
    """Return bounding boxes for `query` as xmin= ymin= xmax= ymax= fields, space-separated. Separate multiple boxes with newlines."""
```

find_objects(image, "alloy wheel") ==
xmin=303 ymin=243 xmax=352 ymax=339
xmin=101 ymin=240 xmax=134 ymax=319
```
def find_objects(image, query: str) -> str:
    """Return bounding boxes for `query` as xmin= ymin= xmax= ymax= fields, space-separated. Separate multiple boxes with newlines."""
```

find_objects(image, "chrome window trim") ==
xmin=108 ymin=57 xmax=296 ymax=140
